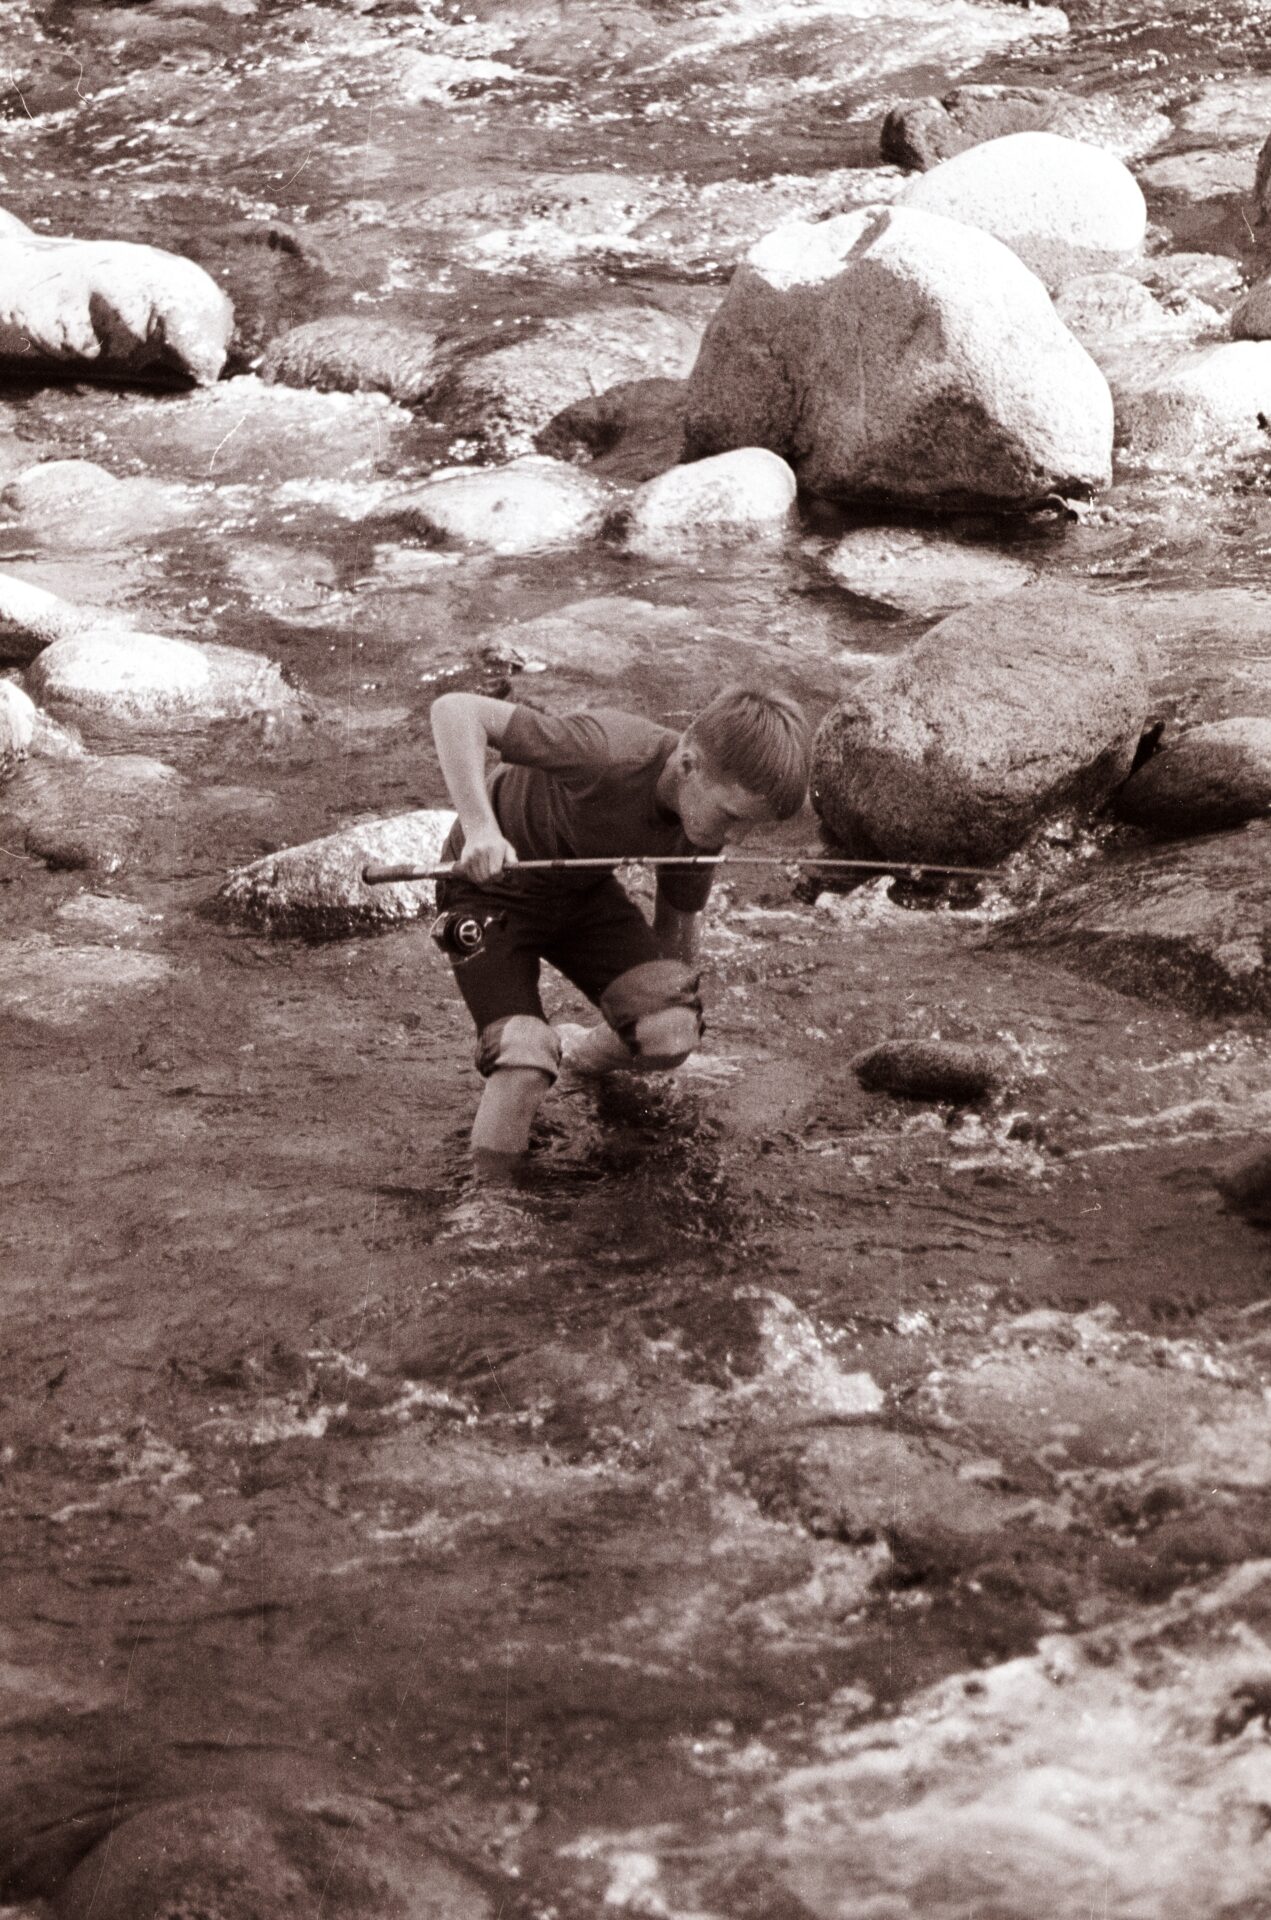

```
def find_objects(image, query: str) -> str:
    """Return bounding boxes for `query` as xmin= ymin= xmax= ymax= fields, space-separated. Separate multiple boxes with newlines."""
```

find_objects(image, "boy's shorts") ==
xmin=435 ymin=873 xmax=692 ymax=1058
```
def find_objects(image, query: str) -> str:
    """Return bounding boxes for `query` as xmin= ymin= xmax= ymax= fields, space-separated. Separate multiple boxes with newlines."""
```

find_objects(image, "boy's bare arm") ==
xmin=653 ymin=895 xmax=700 ymax=964
xmin=430 ymin=692 xmax=521 ymax=881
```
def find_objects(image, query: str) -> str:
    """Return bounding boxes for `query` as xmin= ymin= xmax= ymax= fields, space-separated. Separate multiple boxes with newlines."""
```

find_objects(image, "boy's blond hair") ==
xmin=685 ymin=686 xmax=810 ymax=820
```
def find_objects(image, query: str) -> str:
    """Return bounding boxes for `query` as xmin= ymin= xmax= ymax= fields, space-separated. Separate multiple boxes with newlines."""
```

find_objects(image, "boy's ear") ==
xmin=678 ymin=740 xmax=700 ymax=775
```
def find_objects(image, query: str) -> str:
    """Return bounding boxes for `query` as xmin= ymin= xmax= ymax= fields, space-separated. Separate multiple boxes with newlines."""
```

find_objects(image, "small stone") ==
xmin=852 ymin=1038 xmax=1010 ymax=1104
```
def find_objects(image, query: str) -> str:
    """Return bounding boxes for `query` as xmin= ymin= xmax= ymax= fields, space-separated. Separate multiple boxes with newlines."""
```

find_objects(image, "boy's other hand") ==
xmin=458 ymin=828 xmax=519 ymax=884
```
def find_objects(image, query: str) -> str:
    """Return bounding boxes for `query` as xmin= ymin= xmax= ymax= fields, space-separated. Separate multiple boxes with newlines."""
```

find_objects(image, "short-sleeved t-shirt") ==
xmin=442 ymin=705 xmax=719 ymax=912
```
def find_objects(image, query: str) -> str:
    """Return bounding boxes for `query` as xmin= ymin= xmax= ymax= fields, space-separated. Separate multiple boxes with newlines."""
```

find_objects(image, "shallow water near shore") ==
xmin=5 ymin=0 xmax=1271 ymax=1914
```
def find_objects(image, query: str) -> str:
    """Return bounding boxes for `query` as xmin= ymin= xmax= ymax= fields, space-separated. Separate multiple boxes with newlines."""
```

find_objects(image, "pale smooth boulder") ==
xmin=1117 ymin=342 xmax=1271 ymax=460
xmin=0 ymin=220 xmax=232 ymax=385
xmin=2 ymin=459 xmax=193 ymax=546
xmin=392 ymin=456 xmax=610 ymax=555
xmin=220 ymin=808 xmax=455 ymax=937
xmin=0 ymin=679 xmax=35 ymax=776
xmin=811 ymin=586 xmax=1152 ymax=864
xmin=0 ymin=570 xmax=129 ymax=666
xmin=821 ymin=527 xmax=1033 ymax=616
xmin=623 ymin=448 xmax=796 ymax=556
xmin=27 ymin=632 xmax=297 ymax=728
xmin=898 ymin=132 xmax=1147 ymax=286
xmin=685 ymin=203 xmax=1114 ymax=509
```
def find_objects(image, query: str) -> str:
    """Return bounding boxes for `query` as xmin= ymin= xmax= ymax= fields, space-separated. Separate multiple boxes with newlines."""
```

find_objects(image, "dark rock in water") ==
xmin=882 ymin=85 xmax=1063 ymax=170
xmin=811 ymin=585 xmax=1152 ymax=864
xmin=9 ymin=754 xmax=184 ymax=876
xmin=1215 ymin=1146 xmax=1271 ymax=1225
xmin=1113 ymin=718 xmax=1271 ymax=835
xmin=852 ymin=1038 xmax=1010 ymax=1104
xmin=260 ymin=317 xmax=439 ymax=405
xmin=53 ymin=1795 xmax=493 ymax=1920
xmin=1001 ymin=821 xmax=1271 ymax=1017
xmin=537 ymin=375 xmax=688 ymax=482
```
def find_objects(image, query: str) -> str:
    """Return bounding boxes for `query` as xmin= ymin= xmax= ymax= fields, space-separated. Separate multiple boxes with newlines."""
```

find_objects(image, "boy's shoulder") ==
xmin=503 ymin=703 xmax=675 ymax=772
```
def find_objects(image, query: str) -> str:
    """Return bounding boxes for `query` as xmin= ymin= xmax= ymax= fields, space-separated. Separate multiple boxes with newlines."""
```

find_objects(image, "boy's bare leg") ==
xmin=470 ymin=1065 xmax=553 ymax=1175
xmin=558 ymin=1022 xmax=635 ymax=1076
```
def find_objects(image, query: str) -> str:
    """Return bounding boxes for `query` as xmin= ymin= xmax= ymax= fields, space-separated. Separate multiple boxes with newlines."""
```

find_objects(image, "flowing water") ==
xmin=3 ymin=1 xmax=1271 ymax=1914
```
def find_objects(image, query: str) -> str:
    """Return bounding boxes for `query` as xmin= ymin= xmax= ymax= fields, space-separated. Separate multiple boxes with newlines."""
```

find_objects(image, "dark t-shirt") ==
xmin=442 ymin=705 xmax=719 ymax=912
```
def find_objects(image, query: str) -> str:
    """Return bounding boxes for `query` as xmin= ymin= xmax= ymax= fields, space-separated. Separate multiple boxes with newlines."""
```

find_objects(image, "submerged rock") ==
xmin=1137 ymin=147 xmax=1260 ymax=204
xmin=820 ymin=526 xmax=1033 ymax=616
xmin=0 ymin=934 xmax=174 ymax=1026
xmin=1113 ymin=719 xmax=1271 ymax=835
xmin=2 ymin=459 xmax=192 ymax=546
xmin=684 ymin=204 xmax=1113 ymax=510
xmin=537 ymin=375 xmax=688 ymax=483
xmin=1117 ymin=341 xmax=1271 ymax=461
xmin=853 ymin=1038 xmax=1009 ymax=1104
xmin=260 ymin=315 xmax=439 ymax=405
xmin=811 ymin=585 xmax=1151 ymax=864
xmin=622 ymin=447 xmax=796 ymax=556
xmin=897 ymin=132 xmax=1147 ymax=287
xmin=0 ymin=211 xmax=231 ymax=385
xmin=390 ymin=455 xmax=610 ymax=555
xmin=1214 ymin=1145 xmax=1271 ymax=1225
xmin=1003 ymin=821 xmax=1271 ymax=1017
xmin=0 ymin=680 xmax=35 ymax=777
xmin=432 ymin=307 xmax=700 ymax=455
xmin=219 ymin=807 xmax=454 ymax=937
xmin=478 ymin=596 xmax=695 ymax=679
xmin=26 ymin=632 xmax=298 ymax=729
xmin=53 ymin=1795 xmax=492 ymax=1920
xmin=7 ymin=754 xmax=183 ymax=874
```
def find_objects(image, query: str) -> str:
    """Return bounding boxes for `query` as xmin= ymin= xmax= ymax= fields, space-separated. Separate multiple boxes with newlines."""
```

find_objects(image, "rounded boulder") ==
xmin=897 ymin=131 xmax=1147 ymax=287
xmin=260 ymin=316 xmax=439 ymax=406
xmin=811 ymin=585 xmax=1152 ymax=864
xmin=1113 ymin=718 xmax=1271 ymax=836
xmin=392 ymin=456 xmax=610 ymax=556
xmin=853 ymin=1038 xmax=1010 ymax=1104
xmin=26 ymin=632 xmax=297 ymax=729
xmin=685 ymin=203 xmax=1113 ymax=511
xmin=220 ymin=807 xmax=455 ymax=937
xmin=623 ymin=447 xmax=796 ymax=556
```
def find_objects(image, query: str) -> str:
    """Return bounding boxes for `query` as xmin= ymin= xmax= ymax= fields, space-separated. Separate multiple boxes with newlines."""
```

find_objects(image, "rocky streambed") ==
xmin=5 ymin=0 xmax=1271 ymax=1915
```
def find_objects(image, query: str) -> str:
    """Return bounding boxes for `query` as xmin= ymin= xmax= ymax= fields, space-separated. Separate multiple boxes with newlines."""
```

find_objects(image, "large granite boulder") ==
xmin=897 ymin=132 xmax=1147 ymax=287
xmin=622 ymin=447 xmax=796 ymax=556
xmin=1002 ymin=822 xmax=1271 ymax=1018
xmin=684 ymin=204 xmax=1113 ymax=510
xmin=260 ymin=316 xmax=439 ymax=406
xmin=390 ymin=456 xmax=610 ymax=555
xmin=1112 ymin=719 xmax=1271 ymax=836
xmin=811 ymin=586 xmax=1152 ymax=864
xmin=26 ymin=631 xmax=298 ymax=729
xmin=0 ymin=210 xmax=232 ymax=385
xmin=220 ymin=807 xmax=455 ymax=937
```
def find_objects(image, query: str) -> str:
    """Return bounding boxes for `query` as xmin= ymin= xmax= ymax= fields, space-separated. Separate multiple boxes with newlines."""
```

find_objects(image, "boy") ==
xmin=430 ymin=686 xmax=811 ymax=1176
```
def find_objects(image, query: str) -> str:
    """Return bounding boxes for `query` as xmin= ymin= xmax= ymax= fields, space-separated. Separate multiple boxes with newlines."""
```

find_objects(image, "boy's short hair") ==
xmin=685 ymin=686 xmax=810 ymax=819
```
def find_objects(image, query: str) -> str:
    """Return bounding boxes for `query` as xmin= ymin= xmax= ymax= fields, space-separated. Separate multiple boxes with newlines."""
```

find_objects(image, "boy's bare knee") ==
xmin=632 ymin=1005 xmax=700 ymax=1069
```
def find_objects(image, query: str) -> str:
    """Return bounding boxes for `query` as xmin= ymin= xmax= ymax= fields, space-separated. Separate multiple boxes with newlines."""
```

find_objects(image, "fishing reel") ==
xmin=430 ymin=907 xmax=505 ymax=963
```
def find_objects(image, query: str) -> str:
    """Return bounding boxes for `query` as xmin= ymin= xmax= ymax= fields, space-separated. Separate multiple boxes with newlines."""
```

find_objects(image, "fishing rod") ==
xmin=362 ymin=852 xmax=998 ymax=885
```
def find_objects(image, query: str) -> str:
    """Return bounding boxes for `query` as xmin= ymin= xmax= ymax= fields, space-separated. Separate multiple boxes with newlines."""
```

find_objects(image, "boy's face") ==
xmin=674 ymin=748 xmax=778 ymax=849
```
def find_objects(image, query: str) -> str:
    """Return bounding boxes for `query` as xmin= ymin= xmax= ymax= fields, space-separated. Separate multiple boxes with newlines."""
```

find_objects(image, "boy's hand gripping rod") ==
xmin=361 ymin=853 xmax=998 ymax=885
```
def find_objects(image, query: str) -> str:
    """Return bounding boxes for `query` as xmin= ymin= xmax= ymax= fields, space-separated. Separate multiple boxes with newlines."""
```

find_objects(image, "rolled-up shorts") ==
xmin=435 ymin=874 xmax=697 ymax=1068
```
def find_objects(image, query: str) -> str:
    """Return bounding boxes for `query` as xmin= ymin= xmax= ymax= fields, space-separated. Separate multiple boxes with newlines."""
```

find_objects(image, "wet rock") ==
xmin=0 ymin=570 xmax=127 ymax=667
xmin=621 ymin=447 xmax=797 ymax=557
xmin=54 ymin=894 xmax=158 ymax=942
xmin=478 ymin=596 xmax=691 ymax=678
xmin=1053 ymin=272 xmax=1190 ymax=382
xmin=1003 ymin=821 xmax=1271 ymax=1017
xmin=811 ymin=585 xmax=1151 ymax=864
xmin=881 ymin=85 xmax=1169 ymax=171
xmin=852 ymin=1038 xmax=1010 ymax=1104
xmin=424 ymin=169 xmax=664 ymax=270
xmin=432 ymin=307 xmax=700 ymax=455
xmin=626 ymin=166 xmax=906 ymax=274
xmin=1113 ymin=719 xmax=1271 ymax=835
xmin=0 ymin=934 xmax=174 ymax=1026
xmin=26 ymin=631 xmax=298 ymax=730
xmin=53 ymin=1795 xmax=493 ymax=1920
xmin=897 ymin=132 xmax=1147 ymax=287
xmin=1138 ymin=147 xmax=1260 ymax=204
xmin=685 ymin=204 xmax=1112 ymax=510
xmin=820 ymin=526 xmax=1033 ymax=616
xmin=536 ymin=376 xmax=688 ymax=483
xmin=390 ymin=455 xmax=610 ymax=556
xmin=7 ymin=754 xmax=183 ymax=874
xmin=1215 ymin=1145 xmax=1271 ymax=1226
xmin=0 ymin=213 xmax=232 ymax=385
xmin=1231 ymin=275 xmax=1271 ymax=339
xmin=0 ymin=680 xmax=36 ymax=777
xmin=1117 ymin=341 xmax=1271 ymax=461
xmin=1141 ymin=251 xmax=1244 ymax=314
xmin=1 ymin=459 xmax=192 ymax=547
xmin=219 ymin=807 xmax=454 ymax=937
xmin=260 ymin=315 xmax=439 ymax=405
xmin=1175 ymin=74 xmax=1271 ymax=145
